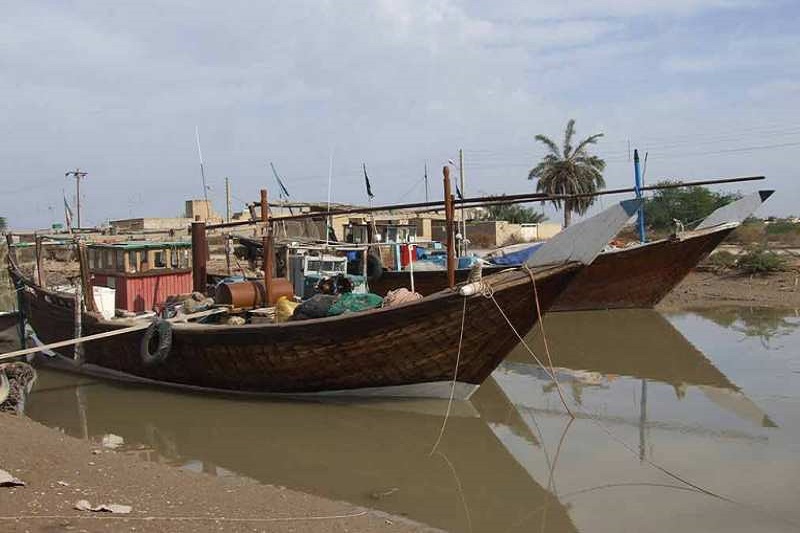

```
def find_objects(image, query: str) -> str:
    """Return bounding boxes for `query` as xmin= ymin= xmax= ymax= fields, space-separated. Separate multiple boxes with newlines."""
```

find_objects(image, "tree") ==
xmin=479 ymin=202 xmax=548 ymax=224
xmin=644 ymin=182 xmax=740 ymax=231
xmin=0 ymin=217 xmax=6 ymax=233
xmin=528 ymin=119 xmax=606 ymax=227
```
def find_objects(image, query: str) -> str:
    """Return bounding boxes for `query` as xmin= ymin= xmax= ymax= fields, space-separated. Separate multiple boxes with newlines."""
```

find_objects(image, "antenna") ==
xmin=195 ymin=126 xmax=209 ymax=209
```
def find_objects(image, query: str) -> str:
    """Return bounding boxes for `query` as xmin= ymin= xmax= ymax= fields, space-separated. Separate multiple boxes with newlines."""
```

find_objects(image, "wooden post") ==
xmin=191 ymin=221 xmax=207 ymax=293
xmin=260 ymin=189 xmax=268 ymax=226
xmin=76 ymin=241 xmax=96 ymax=313
xmin=225 ymin=177 xmax=232 ymax=223
xmin=225 ymin=234 xmax=232 ymax=276
xmin=459 ymin=148 xmax=467 ymax=256
xmin=443 ymin=166 xmax=456 ymax=289
xmin=73 ymin=276 xmax=84 ymax=364
xmin=260 ymin=189 xmax=274 ymax=306
xmin=34 ymin=234 xmax=44 ymax=288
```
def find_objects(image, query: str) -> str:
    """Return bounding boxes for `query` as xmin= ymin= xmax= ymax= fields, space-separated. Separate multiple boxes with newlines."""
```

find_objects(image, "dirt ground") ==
xmin=658 ymin=269 xmax=800 ymax=311
xmin=0 ymin=413 xmax=435 ymax=533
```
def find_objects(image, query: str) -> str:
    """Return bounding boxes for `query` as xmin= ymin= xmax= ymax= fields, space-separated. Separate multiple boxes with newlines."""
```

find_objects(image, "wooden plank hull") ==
xmin=550 ymin=227 xmax=733 ymax=311
xmin=12 ymin=263 xmax=579 ymax=398
xmin=366 ymin=227 xmax=733 ymax=311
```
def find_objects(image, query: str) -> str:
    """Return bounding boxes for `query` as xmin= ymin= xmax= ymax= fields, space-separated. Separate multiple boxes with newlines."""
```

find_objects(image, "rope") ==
xmin=0 ymin=510 xmax=369 ymax=523
xmin=0 ymin=323 xmax=150 ymax=362
xmin=524 ymin=264 xmax=574 ymax=418
xmin=429 ymin=296 xmax=467 ymax=456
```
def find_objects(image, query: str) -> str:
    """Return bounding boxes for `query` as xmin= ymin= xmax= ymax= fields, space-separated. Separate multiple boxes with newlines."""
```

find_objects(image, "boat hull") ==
xmin=364 ymin=227 xmax=733 ymax=311
xmin=549 ymin=226 xmax=733 ymax=311
xmin=13 ymin=264 xmax=579 ymax=398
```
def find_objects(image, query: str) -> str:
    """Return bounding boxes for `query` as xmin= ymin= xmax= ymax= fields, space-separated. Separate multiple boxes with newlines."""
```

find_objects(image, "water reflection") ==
xmin=28 ymin=371 xmax=576 ymax=533
xmin=495 ymin=310 xmax=777 ymax=463
xmin=688 ymin=306 xmax=800 ymax=348
xmin=22 ymin=307 xmax=800 ymax=532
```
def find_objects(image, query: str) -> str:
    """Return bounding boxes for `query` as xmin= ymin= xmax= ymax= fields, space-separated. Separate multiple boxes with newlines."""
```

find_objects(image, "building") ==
xmin=185 ymin=199 xmax=220 ymax=222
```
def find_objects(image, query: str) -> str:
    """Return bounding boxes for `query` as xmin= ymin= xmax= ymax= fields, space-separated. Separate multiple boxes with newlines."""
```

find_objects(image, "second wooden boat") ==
xmin=369 ymin=191 xmax=773 ymax=311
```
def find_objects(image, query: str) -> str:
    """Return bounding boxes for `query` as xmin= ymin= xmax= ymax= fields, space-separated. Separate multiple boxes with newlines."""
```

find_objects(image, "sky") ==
xmin=1 ymin=0 xmax=798 ymax=229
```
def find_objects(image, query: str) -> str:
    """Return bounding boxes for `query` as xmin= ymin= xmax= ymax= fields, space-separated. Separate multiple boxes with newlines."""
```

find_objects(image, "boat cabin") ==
xmin=88 ymin=241 xmax=193 ymax=312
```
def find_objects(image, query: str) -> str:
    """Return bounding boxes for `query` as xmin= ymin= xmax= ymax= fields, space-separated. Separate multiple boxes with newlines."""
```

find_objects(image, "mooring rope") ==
xmin=523 ymin=264 xmax=574 ymax=418
xmin=484 ymin=279 xmax=572 ymax=415
xmin=429 ymin=296 xmax=467 ymax=456
xmin=0 ymin=510 xmax=370 ymax=523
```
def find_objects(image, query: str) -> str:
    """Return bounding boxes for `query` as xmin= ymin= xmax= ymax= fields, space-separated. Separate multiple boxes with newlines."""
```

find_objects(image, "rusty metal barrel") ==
xmin=214 ymin=279 xmax=294 ymax=309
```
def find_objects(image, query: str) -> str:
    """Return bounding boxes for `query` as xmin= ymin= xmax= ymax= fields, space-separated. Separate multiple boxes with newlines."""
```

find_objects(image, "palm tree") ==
xmin=528 ymin=119 xmax=606 ymax=227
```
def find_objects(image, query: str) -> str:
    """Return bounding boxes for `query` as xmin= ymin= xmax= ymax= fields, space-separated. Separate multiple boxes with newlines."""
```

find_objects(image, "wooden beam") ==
xmin=191 ymin=221 xmax=207 ymax=293
xmin=443 ymin=166 xmax=455 ymax=289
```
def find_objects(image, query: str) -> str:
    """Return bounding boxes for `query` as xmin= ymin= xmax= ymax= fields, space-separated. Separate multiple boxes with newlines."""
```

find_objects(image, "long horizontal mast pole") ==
xmin=204 ymin=175 xmax=764 ymax=230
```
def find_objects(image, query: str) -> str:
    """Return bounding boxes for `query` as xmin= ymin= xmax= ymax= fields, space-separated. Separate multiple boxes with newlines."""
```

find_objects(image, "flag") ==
xmin=270 ymin=162 xmax=290 ymax=198
xmin=363 ymin=163 xmax=374 ymax=199
xmin=63 ymin=193 xmax=73 ymax=233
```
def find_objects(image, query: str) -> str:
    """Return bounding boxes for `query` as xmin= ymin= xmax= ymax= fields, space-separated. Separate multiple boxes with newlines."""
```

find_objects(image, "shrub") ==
xmin=705 ymin=250 xmax=737 ymax=272
xmin=728 ymin=220 xmax=766 ymax=245
xmin=736 ymin=247 xmax=787 ymax=275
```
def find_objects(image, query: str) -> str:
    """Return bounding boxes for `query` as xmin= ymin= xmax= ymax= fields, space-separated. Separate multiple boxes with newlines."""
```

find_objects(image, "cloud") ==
xmin=0 ymin=0 xmax=797 ymax=228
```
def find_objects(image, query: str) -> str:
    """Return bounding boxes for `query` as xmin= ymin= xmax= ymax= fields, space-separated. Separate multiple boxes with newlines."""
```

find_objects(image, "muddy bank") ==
xmin=0 ymin=413 xmax=433 ymax=532
xmin=658 ymin=270 xmax=800 ymax=311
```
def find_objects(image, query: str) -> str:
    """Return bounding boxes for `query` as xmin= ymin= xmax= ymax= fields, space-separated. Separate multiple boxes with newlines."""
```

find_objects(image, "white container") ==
xmin=50 ymin=285 xmax=116 ymax=320
xmin=92 ymin=286 xmax=116 ymax=320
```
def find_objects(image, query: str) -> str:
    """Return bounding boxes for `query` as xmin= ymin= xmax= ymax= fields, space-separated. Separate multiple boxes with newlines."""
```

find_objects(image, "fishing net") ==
xmin=327 ymin=293 xmax=383 ymax=316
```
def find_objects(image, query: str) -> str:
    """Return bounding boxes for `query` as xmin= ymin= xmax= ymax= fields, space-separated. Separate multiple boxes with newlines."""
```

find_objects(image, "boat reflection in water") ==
xmin=27 ymin=371 xmax=577 ymax=533
xmin=494 ymin=309 xmax=777 ymax=463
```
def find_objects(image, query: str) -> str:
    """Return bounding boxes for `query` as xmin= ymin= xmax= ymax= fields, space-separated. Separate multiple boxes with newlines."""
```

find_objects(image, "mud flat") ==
xmin=658 ymin=270 xmax=800 ymax=310
xmin=0 ymin=412 xmax=433 ymax=533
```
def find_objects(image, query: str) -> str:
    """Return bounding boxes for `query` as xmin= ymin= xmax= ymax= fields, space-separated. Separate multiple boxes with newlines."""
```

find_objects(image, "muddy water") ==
xmin=23 ymin=308 xmax=800 ymax=533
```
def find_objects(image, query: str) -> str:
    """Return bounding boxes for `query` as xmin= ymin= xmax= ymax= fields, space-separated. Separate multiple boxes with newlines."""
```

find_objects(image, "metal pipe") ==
xmin=205 ymin=175 xmax=765 ymax=230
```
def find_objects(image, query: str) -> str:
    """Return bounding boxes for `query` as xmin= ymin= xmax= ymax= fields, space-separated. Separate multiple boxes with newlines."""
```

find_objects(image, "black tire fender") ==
xmin=141 ymin=319 xmax=173 ymax=366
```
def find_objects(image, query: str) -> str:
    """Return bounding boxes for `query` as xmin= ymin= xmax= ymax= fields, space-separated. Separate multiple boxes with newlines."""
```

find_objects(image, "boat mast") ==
xmin=443 ymin=166 xmax=456 ymax=289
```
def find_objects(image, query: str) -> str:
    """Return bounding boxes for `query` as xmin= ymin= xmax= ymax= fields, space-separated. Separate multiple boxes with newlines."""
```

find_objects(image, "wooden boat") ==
xmin=7 ymin=200 xmax=641 ymax=399
xmin=368 ymin=191 xmax=773 ymax=310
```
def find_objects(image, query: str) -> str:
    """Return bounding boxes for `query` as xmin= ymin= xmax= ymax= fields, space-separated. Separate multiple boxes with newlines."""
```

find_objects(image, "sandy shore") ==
xmin=0 ymin=413 xmax=434 ymax=533
xmin=658 ymin=270 xmax=800 ymax=311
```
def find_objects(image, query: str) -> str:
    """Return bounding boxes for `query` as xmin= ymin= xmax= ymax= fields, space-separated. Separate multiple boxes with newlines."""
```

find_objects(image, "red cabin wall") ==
xmin=92 ymin=272 xmax=192 ymax=312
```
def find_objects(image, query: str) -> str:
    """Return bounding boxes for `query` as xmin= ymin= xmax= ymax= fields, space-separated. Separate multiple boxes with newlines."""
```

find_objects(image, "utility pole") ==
xmin=225 ymin=177 xmax=232 ymax=223
xmin=65 ymin=169 xmax=88 ymax=228
xmin=458 ymin=148 xmax=466 ymax=256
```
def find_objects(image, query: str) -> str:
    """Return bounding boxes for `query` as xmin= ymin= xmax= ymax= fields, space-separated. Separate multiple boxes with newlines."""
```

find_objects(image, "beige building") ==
xmin=185 ymin=199 xmax=221 ymax=222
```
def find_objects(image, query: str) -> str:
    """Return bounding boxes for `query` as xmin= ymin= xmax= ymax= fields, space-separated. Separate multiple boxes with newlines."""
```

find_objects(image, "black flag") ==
xmin=363 ymin=163 xmax=374 ymax=199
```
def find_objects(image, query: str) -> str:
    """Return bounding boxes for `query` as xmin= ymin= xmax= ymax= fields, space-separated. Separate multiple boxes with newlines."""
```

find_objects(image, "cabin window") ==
xmin=88 ymin=249 xmax=96 ymax=269
xmin=115 ymin=250 xmax=125 ymax=272
xmin=170 ymin=248 xmax=178 ymax=268
xmin=103 ymin=250 xmax=113 ymax=270
xmin=127 ymin=251 xmax=138 ymax=273
xmin=178 ymin=249 xmax=190 ymax=268
xmin=153 ymin=250 xmax=166 ymax=268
